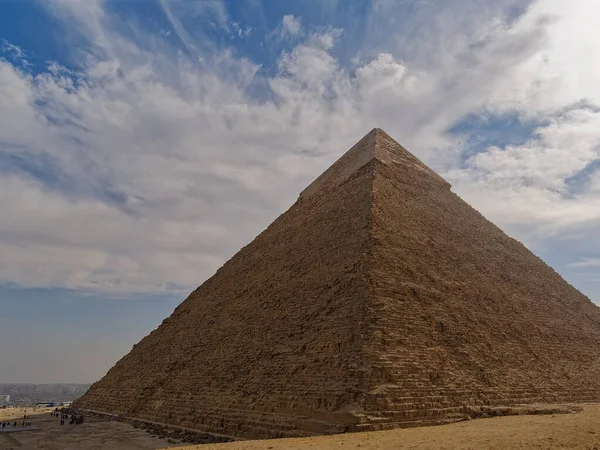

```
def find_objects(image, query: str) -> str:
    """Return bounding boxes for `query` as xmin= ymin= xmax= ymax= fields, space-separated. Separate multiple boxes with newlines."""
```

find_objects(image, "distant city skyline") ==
xmin=0 ymin=383 xmax=89 ymax=405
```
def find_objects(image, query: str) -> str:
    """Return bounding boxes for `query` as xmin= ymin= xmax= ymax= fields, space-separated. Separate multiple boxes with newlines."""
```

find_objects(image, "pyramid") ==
xmin=77 ymin=128 xmax=600 ymax=439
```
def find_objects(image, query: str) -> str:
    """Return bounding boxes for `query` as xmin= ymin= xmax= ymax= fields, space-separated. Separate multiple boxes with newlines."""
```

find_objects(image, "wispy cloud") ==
xmin=158 ymin=0 xmax=195 ymax=52
xmin=157 ymin=0 xmax=231 ymax=52
xmin=569 ymin=258 xmax=600 ymax=268
xmin=1 ymin=0 xmax=599 ymax=298
xmin=0 ymin=40 xmax=30 ymax=66
xmin=231 ymin=22 xmax=252 ymax=38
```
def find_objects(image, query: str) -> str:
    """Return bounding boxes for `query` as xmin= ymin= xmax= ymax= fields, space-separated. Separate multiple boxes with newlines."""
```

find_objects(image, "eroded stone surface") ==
xmin=76 ymin=128 xmax=600 ymax=439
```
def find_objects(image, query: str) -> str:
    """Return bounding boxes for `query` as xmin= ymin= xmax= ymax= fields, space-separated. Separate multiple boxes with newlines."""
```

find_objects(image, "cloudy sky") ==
xmin=1 ymin=0 xmax=599 ymax=384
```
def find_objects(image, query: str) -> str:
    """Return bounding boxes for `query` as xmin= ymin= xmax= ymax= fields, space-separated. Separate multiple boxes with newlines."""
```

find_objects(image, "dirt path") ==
xmin=172 ymin=403 xmax=600 ymax=450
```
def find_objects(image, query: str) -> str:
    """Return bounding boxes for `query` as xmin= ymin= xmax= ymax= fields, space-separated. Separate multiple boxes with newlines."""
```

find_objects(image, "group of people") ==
xmin=0 ymin=420 xmax=29 ymax=429
xmin=0 ymin=412 xmax=32 ymax=429
xmin=52 ymin=409 xmax=84 ymax=426
xmin=0 ymin=409 xmax=86 ymax=431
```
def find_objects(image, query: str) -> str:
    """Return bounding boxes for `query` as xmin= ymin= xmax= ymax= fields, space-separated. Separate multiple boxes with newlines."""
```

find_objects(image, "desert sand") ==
xmin=0 ymin=407 xmax=54 ymax=421
xmin=172 ymin=403 xmax=600 ymax=450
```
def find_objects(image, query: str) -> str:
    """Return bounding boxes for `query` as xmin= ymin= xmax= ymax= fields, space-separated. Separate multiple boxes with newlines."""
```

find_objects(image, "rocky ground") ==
xmin=0 ymin=408 xmax=186 ymax=450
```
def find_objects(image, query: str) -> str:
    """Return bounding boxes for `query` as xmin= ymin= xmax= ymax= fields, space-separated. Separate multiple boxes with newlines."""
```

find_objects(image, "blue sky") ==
xmin=1 ymin=0 xmax=600 ymax=383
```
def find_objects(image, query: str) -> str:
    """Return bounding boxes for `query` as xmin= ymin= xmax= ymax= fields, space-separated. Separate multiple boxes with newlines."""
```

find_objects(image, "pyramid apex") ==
xmin=366 ymin=127 xmax=387 ymax=140
xmin=300 ymin=128 xmax=449 ymax=199
xmin=299 ymin=128 xmax=377 ymax=199
xmin=373 ymin=129 xmax=451 ymax=188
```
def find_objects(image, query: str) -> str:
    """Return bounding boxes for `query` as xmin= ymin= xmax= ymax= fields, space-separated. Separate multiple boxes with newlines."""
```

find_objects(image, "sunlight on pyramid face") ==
xmin=76 ymin=129 xmax=600 ymax=440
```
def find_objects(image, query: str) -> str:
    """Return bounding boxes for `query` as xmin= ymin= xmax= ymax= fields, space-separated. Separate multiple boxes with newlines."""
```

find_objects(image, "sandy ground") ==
xmin=0 ymin=408 xmax=53 ymax=421
xmin=0 ymin=409 xmax=183 ymax=450
xmin=172 ymin=404 xmax=600 ymax=450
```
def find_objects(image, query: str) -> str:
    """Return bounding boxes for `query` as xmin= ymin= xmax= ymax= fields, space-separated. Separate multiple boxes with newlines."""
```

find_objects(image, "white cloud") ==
xmin=1 ymin=0 xmax=600 ymax=299
xmin=441 ymin=0 xmax=600 ymax=242
xmin=0 ymin=40 xmax=30 ymax=66
xmin=282 ymin=15 xmax=302 ymax=36
xmin=231 ymin=22 xmax=252 ymax=38
xmin=486 ymin=0 xmax=600 ymax=116
xmin=275 ymin=15 xmax=302 ymax=40
xmin=569 ymin=258 xmax=600 ymax=268
xmin=452 ymin=108 xmax=600 ymax=234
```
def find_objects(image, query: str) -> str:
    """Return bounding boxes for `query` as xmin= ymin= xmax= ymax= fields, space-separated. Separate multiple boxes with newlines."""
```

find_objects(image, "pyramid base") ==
xmin=78 ymin=389 xmax=596 ymax=440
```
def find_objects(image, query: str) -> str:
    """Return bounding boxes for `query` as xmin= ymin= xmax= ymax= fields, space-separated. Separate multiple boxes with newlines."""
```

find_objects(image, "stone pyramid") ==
xmin=77 ymin=128 xmax=600 ymax=439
